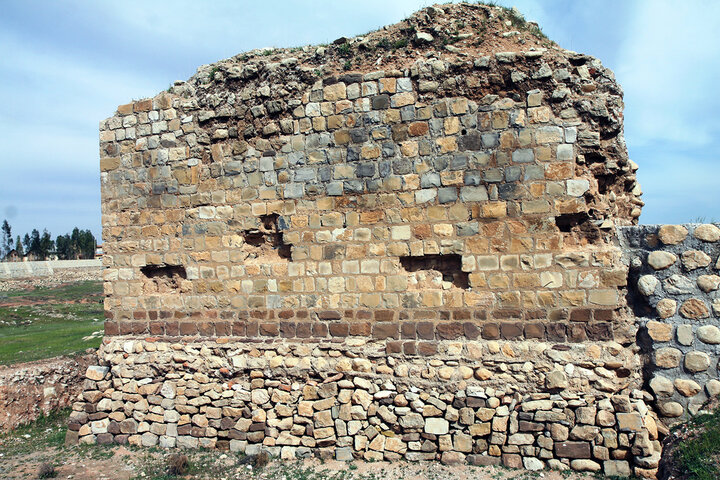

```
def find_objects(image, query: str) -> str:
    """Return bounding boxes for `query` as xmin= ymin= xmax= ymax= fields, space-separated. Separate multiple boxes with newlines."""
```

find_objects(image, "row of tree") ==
xmin=1 ymin=219 xmax=97 ymax=261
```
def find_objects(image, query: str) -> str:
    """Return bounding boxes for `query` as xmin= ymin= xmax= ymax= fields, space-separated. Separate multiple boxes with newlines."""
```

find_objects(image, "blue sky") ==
xmin=0 ymin=0 xmax=718 ymax=243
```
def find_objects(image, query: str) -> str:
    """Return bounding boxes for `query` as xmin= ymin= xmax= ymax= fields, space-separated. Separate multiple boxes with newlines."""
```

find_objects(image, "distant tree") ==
xmin=14 ymin=235 xmax=23 ymax=257
xmin=55 ymin=228 xmax=96 ymax=259
xmin=22 ymin=233 xmax=30 ymax=255
xmin=39 ymin=229 xmax=54 ymax=259
xmin=1 ymin=220 xmax=11 ymax=259
xmin=28 ymin=229 xmax=41 ymax=259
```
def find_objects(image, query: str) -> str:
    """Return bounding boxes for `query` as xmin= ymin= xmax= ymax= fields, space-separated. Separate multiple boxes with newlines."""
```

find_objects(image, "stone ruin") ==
xmin=70 ymin=4 xmax=720 ymax=478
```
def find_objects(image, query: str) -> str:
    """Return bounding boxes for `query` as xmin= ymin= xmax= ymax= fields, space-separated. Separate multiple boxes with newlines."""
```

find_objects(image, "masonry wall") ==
xmin=75 ymin=3 xmax=673 ymax=478
xmin=621 ymin=224 xmax=720 ymax=422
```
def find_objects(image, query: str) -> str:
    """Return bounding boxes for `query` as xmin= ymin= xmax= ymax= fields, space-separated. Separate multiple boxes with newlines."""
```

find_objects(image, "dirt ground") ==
xmin=0 ymin=444 xmax=597 ymax=480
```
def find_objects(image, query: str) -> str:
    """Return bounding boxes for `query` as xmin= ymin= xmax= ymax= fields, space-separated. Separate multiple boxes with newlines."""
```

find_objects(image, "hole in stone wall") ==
xmin=242 ymin=214 xmax=291 ymax=260
xmin=399 ymin=254 xmax=469 ymax=289
xmin=554 ymin=212 xmax=600 ymax=243
xmin=141 ymin=265 xmax=187 ymax=293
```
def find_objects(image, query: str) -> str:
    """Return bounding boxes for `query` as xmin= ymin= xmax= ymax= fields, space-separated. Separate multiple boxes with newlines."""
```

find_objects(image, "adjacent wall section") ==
xmin=621 ymin=224 xmax=720 ymax=422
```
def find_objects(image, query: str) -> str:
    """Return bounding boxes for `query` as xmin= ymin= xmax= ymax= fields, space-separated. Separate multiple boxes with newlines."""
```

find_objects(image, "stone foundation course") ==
xmin=70 ymin=338 xmax=658 ymax=477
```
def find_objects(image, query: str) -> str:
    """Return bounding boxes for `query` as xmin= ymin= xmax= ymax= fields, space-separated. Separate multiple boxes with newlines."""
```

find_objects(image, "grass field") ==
xmin=0 ymin=281 xmax=104 ymax=365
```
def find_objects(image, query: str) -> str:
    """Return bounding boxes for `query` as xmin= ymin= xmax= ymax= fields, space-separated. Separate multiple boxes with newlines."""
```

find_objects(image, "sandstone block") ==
xmin=654 ymin=347 xmax=682 ymax=368
xmin=682 ymin=250 xmax=712 ymax=270
xmin=637 ymin=275 xmax=659 ymax=296
xmin=424 ymin=418 xmax=449 ymax=435
xmin=648 ymin=251 xmax=677 ymax=270
xmin=646 ymin=321 xmax=672 ymax=342
xmin=674 ymin=378 xmax=701 ymax=397
xmin=694 ymin=224 xmax=720 ymax=242
xmin=86 ymin=366 xmax=110 ymax=381
xmin=658 ymin=225 xmax=688 ymax=245
xmin=697 ymin=325 xmax=720 ymax=344
xmin=656 ymin=299 xmax=677 ymax=319
xmin=684 ymin=351 xmax=711 ymax=372
xmin=680 ymin=299 xmax=709 ymax=319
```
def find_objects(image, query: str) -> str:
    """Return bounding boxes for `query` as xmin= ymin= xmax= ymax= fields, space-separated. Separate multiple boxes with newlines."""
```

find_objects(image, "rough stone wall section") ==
xmin=69 ymin=338 xmax=656 ymax=477
xmin=620 ymin=224 xmax=720 ymax=422
xmin=0 ymin=354 xmax=94 ymax=432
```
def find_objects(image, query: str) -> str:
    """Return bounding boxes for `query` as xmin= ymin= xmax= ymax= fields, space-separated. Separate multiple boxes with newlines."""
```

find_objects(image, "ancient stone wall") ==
xmin=621 ymin=224 xmax=720 ymax=422
xmin=67 ymin=4 xmax=709 ymax=479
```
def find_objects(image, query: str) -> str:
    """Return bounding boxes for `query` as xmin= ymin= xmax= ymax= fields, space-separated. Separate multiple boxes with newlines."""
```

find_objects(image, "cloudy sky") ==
xmin=1 ymin=0 xmax=718 ymax=243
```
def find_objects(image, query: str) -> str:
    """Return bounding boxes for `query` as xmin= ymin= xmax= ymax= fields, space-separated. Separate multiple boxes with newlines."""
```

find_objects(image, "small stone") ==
xmin=424 ymin=418 xmax=449 ymax=435
xmin=694 ymin=224 xmax=720 ymax=242
xmin=648 ymin=251 xmax=677 ymax=270
xmin=682 ymin=250 xmax=712 ymax=270
xmin=415 ymin=32 xmax=434 ymax=44
xmin=679 ymin=299 xmax=710 ymax=319
xmin=523 ymin=457 xmax=544 ymax=470
xmin=676 ymin=324 xmax=694 ymax=346
xmin=674 ymin=379 xmax=701 ymax=397
xmin=656 ymin=299 xmax=677 ymax=319
xmin=616 ymin=413 xmax=643 ymax=432
xmin=646 ymin=321 xmax=672 ymax=342
xmin=664 ymin=275 xmax=695 ymax=294
xmin=697 ymin=325 xmax=720 ymax=344
xmin=658 ymin=225 xmax=688 ymax=245
xmin=706 ymin=379 xmax=720 ymax=397
xmin=658 ymin=402 xmax=683 ymax=417
xmin=604 ymin=460 xmax=631 ymax=477
xmin=654 ymin=347 xmax=682 ymax=368
xmin=545 ymin=370 xmax=568 ymax=390
xmin=86 ymin=366 xmax=110 ymax=381
xmin=570 ymin=459 xmax=601 ymax=472
xmin=637 ymin=275 xmax=659 ymax=296
xmin=684 ymin=351 xmax=711 ymax=372
xmin=649 ymin=375 xmax=674 ymax=397
xmin=697 ymin=275 xmax=720 ymax=293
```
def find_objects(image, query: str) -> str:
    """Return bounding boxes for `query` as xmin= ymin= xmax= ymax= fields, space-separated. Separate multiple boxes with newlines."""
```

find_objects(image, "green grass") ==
xmin=0 ymin=408 xmax=69 ymax=458
xmin=676 ymin=407 xmax=720 ymax=480
xmin=0 ymin=281 xmax=103 ymax=365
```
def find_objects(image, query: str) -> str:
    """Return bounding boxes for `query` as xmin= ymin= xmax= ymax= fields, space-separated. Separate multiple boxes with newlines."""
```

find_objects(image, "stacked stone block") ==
xmin=621 ymin=224 xmax=720 ymax=421
xmin=69 ymin=337 xmax=658 ymax=477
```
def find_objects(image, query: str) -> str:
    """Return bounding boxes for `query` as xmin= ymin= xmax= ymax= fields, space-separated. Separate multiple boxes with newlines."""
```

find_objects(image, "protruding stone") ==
xmin=646 ymin=321 xmax=672 ymax=342
xmin=684 ymin=351 xmax=711 ymax=372
xmin=679 ymin=299 xmax=709 ymax=319
xmin=424 ymin=418 xmax=449 ymax=435
xmin=654 ymin=347 xmax=682 ymax=368
xmin=706 ymin=379 xmax=720 ymax=397
xmin=658 ymin=225 xmax=688 ymax=245
xmin=658 ymin=401 xmax=683 ymax=417
xmin=637 ymin=275 xmax=659 ymax=296
xmin=681 ymin=250 xmax=712 ymax=270
xmin=647 ymin=251 xmax=676 ymax=270
xmin=649 ymin=375 xmax=674 ymax=397
xmin=86 ymin=366 xmax=110 ymax=381
xmin=694 ymin=224 xmax=720 ymax=242
xmin=545 ymin=370 xmax=568 ymax=390
xmin=570 ymin=459 xmax=601 ymax=472
xmin=674 ymin=379 xmax=701 ymax=397
xmin=697 ymin=325 xmax=720 ymax=344
xmin=656 ymin=299 xmax=677 ymax=319
xmin=676 ymin=324 xmax=694 ymax=346
xmin=697 ymin=275 xmax=720 ymax=293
